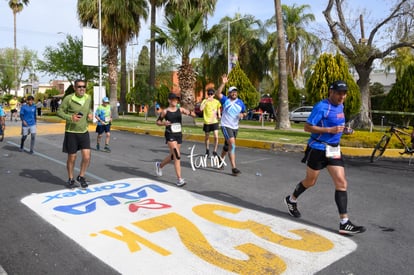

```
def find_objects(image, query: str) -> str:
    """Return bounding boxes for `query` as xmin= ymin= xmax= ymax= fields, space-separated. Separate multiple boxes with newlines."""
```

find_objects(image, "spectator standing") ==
xmin=57 ymin=79 xmax=93 ymax=189
xmin=36 ymin=99 xmax=43 ymax=116
xmin=154 ymin=93 xmax=195 ymax=187
xmin=215 ymin=74 xmax=247 ymax=176
xmin=19 ymin=95 xmax=37 ymax=154
xmin=200 ymin=88 xmax=221 ymax=156
xmin=0 ymin=104 xmax=5 ymax=141
xmin=9 ymin=96 xmax=19 ymax=122
xmin=283 ymin=80 xmax=366 ymax=235
xmin=95 ymin=97 xmax=112 ymax=152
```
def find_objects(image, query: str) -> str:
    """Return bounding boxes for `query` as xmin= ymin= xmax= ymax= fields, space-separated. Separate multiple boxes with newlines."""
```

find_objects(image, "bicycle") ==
xmin=370 ymin=122 xmax=413 ymax=163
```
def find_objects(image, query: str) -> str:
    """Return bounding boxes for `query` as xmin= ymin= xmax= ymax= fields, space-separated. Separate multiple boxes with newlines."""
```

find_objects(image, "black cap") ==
xmin=168 ymin=93 xmax=180 ymax=100
xmin=329 ymin=80 xmax=348 ymax=92
xmin=27 ymin=95 xmax=34 ymax=100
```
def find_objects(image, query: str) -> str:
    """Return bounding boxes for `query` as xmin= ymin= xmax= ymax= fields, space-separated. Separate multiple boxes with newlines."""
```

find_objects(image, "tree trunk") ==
xmin=351 ymin=66 xmax=372 ymax=129
xmin=149 ymin=1 xmax=156 ymax=92
xmin=274 ymin=0 xmax=291 ymax=129
xmin=120 ymin=44 xmax=127 ymax=113
xmin=108 ymin=45 xmax=119 ymax=119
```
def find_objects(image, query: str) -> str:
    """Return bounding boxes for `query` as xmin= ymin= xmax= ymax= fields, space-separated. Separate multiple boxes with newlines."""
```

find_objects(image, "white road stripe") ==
xmin=7 ymin=141 xmax=107 ymax=183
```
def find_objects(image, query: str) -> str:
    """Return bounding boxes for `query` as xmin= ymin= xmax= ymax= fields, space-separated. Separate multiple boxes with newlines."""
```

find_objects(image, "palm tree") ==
xmin=77 ymin=0 xmax=148 ymax=118
xmin=203 ymin=15 xmax=267 ymax=90
xmin=266 ymin=4 xmax=319 ymax=85
xmin=148 ymin=0 xmax=216 ymax=100
xmin=153 ymin=11 xmax=209 ymax=110
xmin=274 ymin=0 xmax=290 ymax=129
xmin=282 ymin=4 xmax=319 ymax=82
xmin=8 ymin=0 xmax=29 ymax=95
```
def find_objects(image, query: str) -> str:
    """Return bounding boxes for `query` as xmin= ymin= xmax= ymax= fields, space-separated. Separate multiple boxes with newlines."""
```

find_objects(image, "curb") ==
xmin=36 ymin=117 xmax=413 ymax=159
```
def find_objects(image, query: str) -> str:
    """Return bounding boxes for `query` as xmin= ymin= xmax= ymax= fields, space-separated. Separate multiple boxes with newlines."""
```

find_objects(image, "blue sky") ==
xmin=0 ymin=0 xmax=392 ymax=82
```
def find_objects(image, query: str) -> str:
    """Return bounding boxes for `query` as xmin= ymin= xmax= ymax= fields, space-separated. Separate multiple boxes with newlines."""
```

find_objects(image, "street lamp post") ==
xmin=98 ymin=0 xmax=102 ymax=100
xmin=130 ymin=43 xmax=138 ymax=88
xmin=227 ymin=17 xmax=246 ymax=75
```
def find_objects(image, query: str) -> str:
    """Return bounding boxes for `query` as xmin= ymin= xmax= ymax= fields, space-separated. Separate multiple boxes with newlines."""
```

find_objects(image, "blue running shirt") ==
xmin=306 ymin=99 xmax=345 ymax=150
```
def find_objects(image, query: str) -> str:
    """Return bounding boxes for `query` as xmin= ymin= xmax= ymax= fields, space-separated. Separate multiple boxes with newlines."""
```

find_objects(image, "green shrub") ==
xmin=341 ymin=129 xmax=411 ymax=149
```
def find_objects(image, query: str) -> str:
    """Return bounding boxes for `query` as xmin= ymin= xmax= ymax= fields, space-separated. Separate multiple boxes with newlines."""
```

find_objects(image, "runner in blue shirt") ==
xmin=284 ymin=80 xmax=366 ymax=235
xmin=95 ymin=97 xmax=112 ymax=152
xmin=19 ymin=95 xmax=37 ymax=154
xmin=215 ymin=74 xmax=247 ymax=176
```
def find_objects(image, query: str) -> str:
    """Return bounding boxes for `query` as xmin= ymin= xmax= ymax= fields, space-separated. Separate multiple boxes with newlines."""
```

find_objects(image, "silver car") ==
xmin=289 ymin=106 xmax=313 ymax=123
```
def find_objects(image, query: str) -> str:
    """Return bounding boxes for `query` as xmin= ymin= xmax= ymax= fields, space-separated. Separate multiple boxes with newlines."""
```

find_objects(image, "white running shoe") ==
xmin=155 ymin=162 xmax=162 ymax=176
xmin=176 ymin=178 xmax=186 ymax=187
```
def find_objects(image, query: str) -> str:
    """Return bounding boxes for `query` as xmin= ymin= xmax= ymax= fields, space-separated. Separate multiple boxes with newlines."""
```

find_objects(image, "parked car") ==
xmin=289 ymin=106 xmax=313 ymax=123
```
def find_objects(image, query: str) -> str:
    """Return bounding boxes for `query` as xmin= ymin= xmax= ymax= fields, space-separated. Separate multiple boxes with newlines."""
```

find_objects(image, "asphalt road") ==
xmin=0 ymin=121 xmax=413 ymax=274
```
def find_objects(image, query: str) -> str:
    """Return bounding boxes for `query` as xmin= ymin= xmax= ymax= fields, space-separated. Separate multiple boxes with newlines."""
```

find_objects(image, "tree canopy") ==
xmin=37 ymin=35 xmax=100 ymax=84
xmin=306 ymin=53 xmax=361 ymax=120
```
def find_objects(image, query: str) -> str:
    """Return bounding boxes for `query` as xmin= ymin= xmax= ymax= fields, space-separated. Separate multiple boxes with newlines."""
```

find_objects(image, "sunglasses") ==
xmin=77 ymin=85 xmax=86 ymax=89
xmin=208 ymin=93 xmax=214 ymax=96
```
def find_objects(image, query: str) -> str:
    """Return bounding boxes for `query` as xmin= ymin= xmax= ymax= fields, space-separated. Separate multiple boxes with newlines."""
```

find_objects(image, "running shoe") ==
xmin=339 ymin=220 xmax=366 ymax=235
xmin=231 ymin=168 xmax=241 ymax=176
xmin=284 ymin=196 xmax=301 ymax=218
xmin=176 ymin=178 xmax=186 ymax=187
xmin=96 ymin=143 xmax=100 ymax=151
xmin=66 ymin=178 xmax=76 ymax=189
xmin=104 ymin=146 xmax=111 ymax=152
xmin=76 ymin=175 xmax=89 ymax=189
xmin=155 ymin=162 xmax=162 ymax=177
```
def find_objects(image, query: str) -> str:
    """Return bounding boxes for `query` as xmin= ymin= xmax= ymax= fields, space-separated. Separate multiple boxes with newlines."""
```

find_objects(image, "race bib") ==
xmin=171 ymin=123 xmax=182 ymax=133
xmin=325 ymin=144 xmax=341 ymax=159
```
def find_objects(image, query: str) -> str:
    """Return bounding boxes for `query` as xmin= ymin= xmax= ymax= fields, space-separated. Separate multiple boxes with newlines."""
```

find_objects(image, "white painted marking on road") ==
xmin=7 ymin=141 xmax=107 ymax=183
xmin=22 ymin=178 xmax=357 ymax=274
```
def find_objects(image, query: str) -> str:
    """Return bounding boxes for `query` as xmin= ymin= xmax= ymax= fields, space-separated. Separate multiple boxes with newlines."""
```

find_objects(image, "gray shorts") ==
xmin=22 ymin=125 xmax=36 ymax=136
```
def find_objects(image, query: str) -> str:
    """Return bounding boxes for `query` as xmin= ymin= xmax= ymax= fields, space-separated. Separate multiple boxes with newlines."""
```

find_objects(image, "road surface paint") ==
xmin=22 ymin=178 xmax=356 ymax=274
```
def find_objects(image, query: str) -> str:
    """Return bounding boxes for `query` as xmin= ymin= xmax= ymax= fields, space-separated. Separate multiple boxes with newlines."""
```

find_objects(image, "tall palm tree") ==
xmin=8 ymin=0 xmax=29 ymax=95
xmin=148 ymin=0 xmax=216 ymax=97
xmin=282 ymin=4 xmax=318 ymax=82
xmin=153 ymin=11 xmax=209 ymax=110
xmin=274 ymin=0 xmax=290 ymax=129
xmin=77 ymin=0 xmax=148 ymax=118
xmin=203 ymin=15 xmax=267 ymax=89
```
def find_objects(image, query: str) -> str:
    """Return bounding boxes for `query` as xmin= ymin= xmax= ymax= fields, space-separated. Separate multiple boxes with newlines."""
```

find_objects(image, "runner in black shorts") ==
xmin=154 ymin=93 xmax=195 ymax=187
xmin=57 ymin=79 xmax=93 ymax=189
xmin=62 ymin=132 xmax=91 ymax=154
xmin=284 ymin=80 xmax=365 ymax=235
xmin=200 ymin=89 xmax=221 ymax=156
xmin=301 ymin=147 xmax=344 ymax=170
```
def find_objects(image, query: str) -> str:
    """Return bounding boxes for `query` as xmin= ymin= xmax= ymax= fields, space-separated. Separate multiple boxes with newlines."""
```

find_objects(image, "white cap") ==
xmin=229 ymin=86 xmax=238 ymax=92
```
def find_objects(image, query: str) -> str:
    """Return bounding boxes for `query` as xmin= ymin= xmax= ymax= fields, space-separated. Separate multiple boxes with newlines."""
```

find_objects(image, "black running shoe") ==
xmin=232 ymin=168 xmax=241 ymax=176
xmin=339 ymin=220 xmax=366 ymax=235
xmin=76 ymin=175 xmax=89 ymax=189
xmin=284 ymin=196 xmax=301 ymax=218
xmin=66 ymin=178 xmax=76 ymax=189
